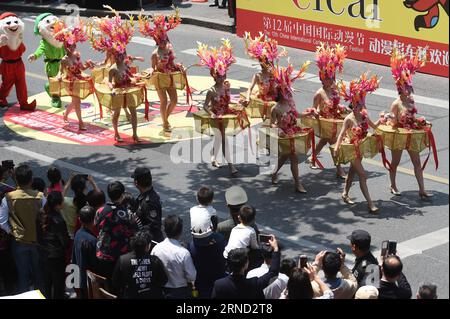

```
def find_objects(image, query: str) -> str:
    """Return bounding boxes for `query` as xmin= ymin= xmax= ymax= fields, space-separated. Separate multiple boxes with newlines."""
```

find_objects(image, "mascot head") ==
xmin=0 ymin=12 xmax=24 ymax=36
xmin=0 ymin=12 xmax=24 ymax=50
xmin=34 ymin=13 xmax=63 ymax=48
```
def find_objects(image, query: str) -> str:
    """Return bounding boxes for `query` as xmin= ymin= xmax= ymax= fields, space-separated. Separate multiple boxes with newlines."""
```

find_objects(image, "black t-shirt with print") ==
xmin=112 ymin=250 xmax=168 ymax=299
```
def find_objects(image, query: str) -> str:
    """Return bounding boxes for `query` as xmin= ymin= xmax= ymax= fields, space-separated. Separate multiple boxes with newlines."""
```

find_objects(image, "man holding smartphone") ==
xmin=378 ymin=255 xmax=412 ymax=299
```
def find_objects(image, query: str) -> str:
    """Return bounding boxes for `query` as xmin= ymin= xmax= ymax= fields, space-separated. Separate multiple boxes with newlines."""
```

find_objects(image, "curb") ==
xmin=0 ymin=2 xmax=235 ymax=33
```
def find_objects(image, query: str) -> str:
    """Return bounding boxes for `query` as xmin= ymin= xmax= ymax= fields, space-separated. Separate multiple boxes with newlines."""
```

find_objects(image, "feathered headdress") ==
xmin=53 ymin=18 xmax=88 ymax=47
xmin=197 ymin=39 xmax=236 ymax=78
xmin=390 ymin=47 xmax=426 ymax=94
xmin=316 ymin=42 xmax=346 ymax=83
xmin=138 ymin=8 xmax=181 ymax=45
xmin=244 ymin=32 xmax=287 ymax=68
xmin=272 ymin=60 xmax=311 ymax=99
xmin=339 ymin=72 xmax=380 ymax=107
xmin=89 ymin=5 xmax=134 ymax=56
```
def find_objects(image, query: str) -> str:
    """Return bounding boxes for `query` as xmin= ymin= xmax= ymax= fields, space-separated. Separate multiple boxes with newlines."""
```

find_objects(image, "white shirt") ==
xmin=246 ymin=263 xmax=270 ymax=279
xmin=264 ymin=273 xmax=289 ymax=299
xmin=245 ymin=263 xmax=289 ymax=299
xmin=189 ymin=205 xmax=216 ymax=238
xmin=151 ymin=238 xmax=197 ymax=289
xmin=223 ymin=224 xmax=258 ymax=259
xmin=0 ymin=196 xmax=46 ymax=234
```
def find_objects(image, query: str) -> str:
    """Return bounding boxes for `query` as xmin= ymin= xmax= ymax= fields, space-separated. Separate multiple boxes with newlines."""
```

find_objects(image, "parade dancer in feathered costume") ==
xmin=0 ymin=12 xmax=36 ymax=110
xmin=52 ymin=19 xmax=95 ymax=131
xmin=90 ymin=6 xmax=144 ymax=143
xmin=242 ymin=32 xmax=287 ymax=120
xmin=198 ymin=39 xmax=240 ymax=176
xmin=139 ymin=8 xmax=183 ymax=133
xmin=334 ymin=73 xmax=382 ymax=214
xmin=307 ymin=43 xmax=348 ymax=178
xmin=383 ymin=48 xmax=434 ymax=199
xmin=270 ymin=60 xmax=311 ymax=194
xmin=28 ymin=13 xmax=66 ymax=108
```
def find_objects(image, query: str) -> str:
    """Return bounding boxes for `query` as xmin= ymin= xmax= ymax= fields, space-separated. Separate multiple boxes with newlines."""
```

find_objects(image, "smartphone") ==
xmin=299 ymin=255 xmax=308 ymax=268
xmin=388 ymin=241 xmax=397 ymax=256
xmin=1 ymin=160 xmax=14 ymax=170
xmin=381 ymin=240 xmax=389 ymax=257
xmin=77 ymin=174 xmax=89 ymax=180
xmin=258 ymin=234 xmax=272 ymax=244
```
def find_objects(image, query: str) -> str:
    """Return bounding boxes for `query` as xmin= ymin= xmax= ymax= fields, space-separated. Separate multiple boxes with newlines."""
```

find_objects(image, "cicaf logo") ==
xmin=403 ymin=0 xmax=449 ymax=31
xmin=292 ymin=0 xmax=382 ymax=21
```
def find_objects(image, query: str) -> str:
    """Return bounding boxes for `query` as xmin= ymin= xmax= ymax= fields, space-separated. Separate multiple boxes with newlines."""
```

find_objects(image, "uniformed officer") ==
xmin=132 ymin=168 xmax=164 ymax=243
xmin=348 ymin=230 xmax=379 ymax=287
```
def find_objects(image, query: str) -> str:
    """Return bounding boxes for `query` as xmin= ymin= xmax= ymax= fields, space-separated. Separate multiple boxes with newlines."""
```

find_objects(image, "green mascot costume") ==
xmin=29 ymin=13 xmax=66 ymax=108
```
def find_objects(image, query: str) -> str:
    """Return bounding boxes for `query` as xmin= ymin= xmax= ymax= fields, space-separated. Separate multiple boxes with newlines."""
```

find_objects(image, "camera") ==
xmin=381 ymin=240 xmax=397 ymax=257
xmin=258 ymin=234 xmax=272 ymax=244
xmin=298 ymin=255 xmax=308 ymax=268
xmin=1 ymin=160 xmax=14 ymax=170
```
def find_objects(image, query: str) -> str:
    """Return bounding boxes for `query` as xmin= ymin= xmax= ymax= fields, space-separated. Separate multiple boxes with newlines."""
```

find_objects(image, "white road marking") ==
xmin=378 ymin=227 xmax=449 ymax=260
xmin=181 ymin=49 xmax=449 ymax=110
xmin=3 ymin=145 xmax=448 ymax=263
xmin=131 ymin=36 xmax=156 ymax=47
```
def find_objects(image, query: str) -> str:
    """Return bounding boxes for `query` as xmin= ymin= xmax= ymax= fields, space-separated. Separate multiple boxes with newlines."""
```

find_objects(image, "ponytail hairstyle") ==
xmin=47 ymin=167 xmax=63 ymax=188
xmin=71 ymin=175 xmax=87 ymax=213
xmin=41 ymin=191 xmax=64 ymax=233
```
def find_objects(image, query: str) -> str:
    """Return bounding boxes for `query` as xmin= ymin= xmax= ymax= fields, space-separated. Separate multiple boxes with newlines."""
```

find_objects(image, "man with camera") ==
xmin=311 ymin=248 xmax=358 ymax=299
xmin=212 ymin=235 xmax=280 ymax=299
xmin=348 ymin=230 xmax=379 ymax=287
xmin=378 ymin=254 xmax=412 ymax=299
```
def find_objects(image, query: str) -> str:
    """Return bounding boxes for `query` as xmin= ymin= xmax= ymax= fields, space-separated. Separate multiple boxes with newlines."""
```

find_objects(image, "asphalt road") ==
xmin=1 ymin=13 xmax=448 ymax=298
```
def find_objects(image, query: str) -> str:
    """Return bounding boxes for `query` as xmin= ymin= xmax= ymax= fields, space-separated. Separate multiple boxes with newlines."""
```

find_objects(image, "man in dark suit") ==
xmin=378 ymin=255 xmax=412 ymax=299
xmin=211 ymin=235 xmax=280 ymax=299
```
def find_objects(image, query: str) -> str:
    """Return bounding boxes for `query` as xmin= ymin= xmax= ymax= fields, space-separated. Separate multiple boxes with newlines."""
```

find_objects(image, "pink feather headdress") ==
xmin=272 ymin=60 xmax=311 ymax=99
xmin=391 ymin=48 xmax=426 ymax=94
xmin=89 ymin=6 xmax=134 ymax=56
xmin=138 ymin=8 xmax=181 ymax=45
xmin=316 ymin=42 xmax=346 ymax=83
xmin=339 ymin=72 xmax=380 ymax=107
xmin=244 ymin=32 xmax=287 ymax=68
xmin=197 ymin=39 xmax=236 ymax=78
xmin=53 ymin=19 xmax=88 ymax=47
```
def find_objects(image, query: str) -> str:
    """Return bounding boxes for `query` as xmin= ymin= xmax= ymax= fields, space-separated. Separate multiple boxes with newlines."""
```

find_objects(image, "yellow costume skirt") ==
xmin=141 ymin=70 xmax=186 ymax=91
xmin=239 ymin=93 xmax=275 ymax=119
xmin=377 ymin=124 xmax=431 ymax=153
xmin=49 ymin=76 xmax=94 ymax=100
xmin=300 ymin=116 xmax=344 ymax=140
xmin=257 ymin=127 xmax=325 ymax=163
xmin=94 ymin=83 xmax=149 ymax=119
xmin=91 ymin=66 xmax=139 ymax=84
xmin=193 ymin=106 xmax=250 ymax=137
xmin=329 ymin=133 xmax=391 ymax=167
xmin=376 ymin=124 xmax=438 ymax=170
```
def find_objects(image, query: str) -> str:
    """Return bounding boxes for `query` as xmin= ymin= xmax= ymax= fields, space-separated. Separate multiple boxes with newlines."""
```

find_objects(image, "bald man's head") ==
xmin=382 ymin=255 xmax=403 ymax=280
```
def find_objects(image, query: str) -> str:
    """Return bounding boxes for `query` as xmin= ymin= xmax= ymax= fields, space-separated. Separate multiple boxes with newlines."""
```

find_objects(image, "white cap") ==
xmin=355 ymin=286 xmax=379 ymax=299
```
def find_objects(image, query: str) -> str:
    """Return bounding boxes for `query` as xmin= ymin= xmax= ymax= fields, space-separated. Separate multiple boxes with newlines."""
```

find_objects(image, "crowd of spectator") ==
xmin=0 ymin=162 xmax=439 ymax=299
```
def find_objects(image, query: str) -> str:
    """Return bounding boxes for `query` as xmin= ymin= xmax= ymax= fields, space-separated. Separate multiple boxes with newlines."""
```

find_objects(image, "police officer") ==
xmin=348 ymin=230 xmax=379 ymax=287
xmin=132 ymin=168 xmax=164 ymax=243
